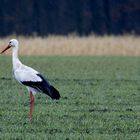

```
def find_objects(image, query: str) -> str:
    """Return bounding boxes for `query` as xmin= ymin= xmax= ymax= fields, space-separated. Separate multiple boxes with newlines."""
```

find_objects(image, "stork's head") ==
xmin=9 ymin=39 xmax=19 ymax=48
xmin=1 ymin=39 xmax=19 ymax=54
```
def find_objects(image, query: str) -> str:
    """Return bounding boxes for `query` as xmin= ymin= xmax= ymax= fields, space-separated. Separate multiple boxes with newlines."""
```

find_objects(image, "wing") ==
xmin=21 ymin=73 xmax=60 ymax=99
xmin=21 ymin=74 xmax=50 ymax=92
xmin=14 ymin=64 xmax=60 ymax=99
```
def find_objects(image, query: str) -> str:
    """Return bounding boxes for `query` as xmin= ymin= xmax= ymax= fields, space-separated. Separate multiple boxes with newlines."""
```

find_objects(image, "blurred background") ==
xmin=0 ymin=0 xmax=139 ymax=36
xmin=0 ymin=0 xmax=139 ymax=56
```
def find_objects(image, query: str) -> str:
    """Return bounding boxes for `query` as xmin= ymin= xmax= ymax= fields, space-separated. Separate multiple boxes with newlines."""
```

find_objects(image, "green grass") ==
xmin=0 ymin=56 xmax=140 ymax=140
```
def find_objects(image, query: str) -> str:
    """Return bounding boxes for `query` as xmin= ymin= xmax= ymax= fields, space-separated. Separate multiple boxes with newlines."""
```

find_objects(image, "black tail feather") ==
xmin=47 ymin=85 xmax=60 ymax=100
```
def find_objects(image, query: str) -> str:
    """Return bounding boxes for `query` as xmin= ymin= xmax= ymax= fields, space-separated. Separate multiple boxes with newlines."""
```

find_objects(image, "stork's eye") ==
xmin=9 ymin=41 xmax=11 ymax=44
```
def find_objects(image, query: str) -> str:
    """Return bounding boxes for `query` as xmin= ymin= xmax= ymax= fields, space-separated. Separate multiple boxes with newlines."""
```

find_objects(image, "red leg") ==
xmin=29 ymin=92 xmax=34 ymax=121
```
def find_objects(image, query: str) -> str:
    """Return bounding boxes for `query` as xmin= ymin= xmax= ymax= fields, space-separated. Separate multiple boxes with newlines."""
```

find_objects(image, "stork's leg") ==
xmin=29 ymin=91 xmax=34 ymax=121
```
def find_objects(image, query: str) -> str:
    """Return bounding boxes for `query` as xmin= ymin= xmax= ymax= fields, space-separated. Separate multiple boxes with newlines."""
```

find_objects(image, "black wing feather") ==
xmin=21 ymin=74 xmax=60 ymax=100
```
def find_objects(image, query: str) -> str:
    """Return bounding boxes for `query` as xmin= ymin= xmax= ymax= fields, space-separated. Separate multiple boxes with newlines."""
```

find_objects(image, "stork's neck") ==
xmin=12 ymin=46 xmax=22 ymax=70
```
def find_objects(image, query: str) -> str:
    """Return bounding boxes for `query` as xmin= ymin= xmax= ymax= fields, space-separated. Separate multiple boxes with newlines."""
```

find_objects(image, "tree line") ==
xmin=0 ymin=0 xmax=139 ymax=36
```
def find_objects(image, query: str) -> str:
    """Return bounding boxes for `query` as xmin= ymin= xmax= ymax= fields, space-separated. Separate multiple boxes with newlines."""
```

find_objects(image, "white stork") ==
xmin=1 ymin=39 xmax=60 ymax=120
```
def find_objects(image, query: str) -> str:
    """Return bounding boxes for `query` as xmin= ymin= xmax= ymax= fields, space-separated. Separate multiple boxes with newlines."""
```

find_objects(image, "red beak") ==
xmin=1 ymin=45 xmax=11 ymax=54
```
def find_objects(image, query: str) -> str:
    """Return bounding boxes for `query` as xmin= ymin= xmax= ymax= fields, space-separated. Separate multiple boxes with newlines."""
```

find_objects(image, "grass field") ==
xmin=0 ymin=56 xmax=140 ymax=140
